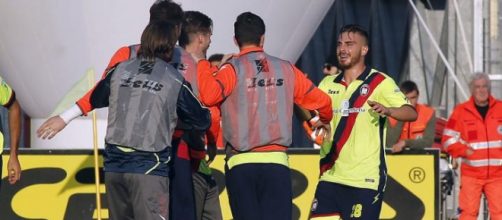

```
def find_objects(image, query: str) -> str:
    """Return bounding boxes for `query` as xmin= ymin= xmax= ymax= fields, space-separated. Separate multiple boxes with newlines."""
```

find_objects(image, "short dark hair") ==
xmin=208 ymin=53 xmax=224 ymax=63
xmin=234 ymin=12 xmax=265 ymax=47
xmin=149 ymin=0 xmax=184 ymax=25
xmin=400 ymin=80 xmax=419 ymax=95
xmin=179 ymin=11 xmax=213 ymax=47
xmin=339 ymin=24 xmax=369 ymax=45
xmin=139 ymin=21 xmax=178 ymax=62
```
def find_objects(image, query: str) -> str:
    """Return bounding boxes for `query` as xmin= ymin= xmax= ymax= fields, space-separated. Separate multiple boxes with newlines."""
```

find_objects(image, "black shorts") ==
xmin=309 ymin=181 xmax=384 ymax=219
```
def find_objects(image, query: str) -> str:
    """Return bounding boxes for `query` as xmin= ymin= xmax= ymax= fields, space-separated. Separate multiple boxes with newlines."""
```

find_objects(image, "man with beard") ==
xmin=309 ymin=24 xmax=417 ymax=219
xmin=177 ymin=11 xmax=223 ymax=220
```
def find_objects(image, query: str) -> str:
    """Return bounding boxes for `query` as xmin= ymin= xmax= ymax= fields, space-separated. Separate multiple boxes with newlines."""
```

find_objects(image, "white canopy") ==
xmin=0 ymin=0 xmax=333 ymax=148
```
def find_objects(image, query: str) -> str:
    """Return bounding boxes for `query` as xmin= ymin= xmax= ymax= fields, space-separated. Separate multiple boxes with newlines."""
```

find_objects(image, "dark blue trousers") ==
xmin=226 ymin=163 xmax=292 ymax=220
xmin=169 ymin=138 xmax=196 ymax=220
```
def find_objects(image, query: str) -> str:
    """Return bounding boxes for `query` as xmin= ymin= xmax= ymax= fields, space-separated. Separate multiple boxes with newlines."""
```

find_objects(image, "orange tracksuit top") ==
xmin=197 ymin=47 xmax=333 ymax=152
xmin=389 ymin=103 xmax=435 ymax=140
xmin=75 ymin=45 xmax=220 ymax=149
xmin=442 ymin=96 xmax=502 ymax=179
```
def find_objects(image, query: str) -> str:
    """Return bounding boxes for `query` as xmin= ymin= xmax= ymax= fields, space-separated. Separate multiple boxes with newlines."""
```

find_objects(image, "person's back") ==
xmin=221 ymin=51 xmax=295 ymax=152
xmin=89 ymin=21 xmax=210 ymax=220
xmin=103 ymin=57 xmax=183 ymax=151
xmin=196 ymin=12 xmax=332 ymax=220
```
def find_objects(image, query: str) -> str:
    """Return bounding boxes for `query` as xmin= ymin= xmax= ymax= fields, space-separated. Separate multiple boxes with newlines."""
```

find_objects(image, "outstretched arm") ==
xmin=368 ymin=100 xmax=417 ymax=121
xmin=37 ymin=64 xmax=119 ymax=139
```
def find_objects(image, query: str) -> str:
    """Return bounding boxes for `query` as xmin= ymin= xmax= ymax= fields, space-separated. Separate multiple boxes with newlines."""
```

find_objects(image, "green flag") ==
xmin=51 ymin=68 xmax=95 ymax=116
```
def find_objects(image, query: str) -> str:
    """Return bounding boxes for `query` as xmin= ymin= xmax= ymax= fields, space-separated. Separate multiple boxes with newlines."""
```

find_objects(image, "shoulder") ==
xmin=261 ymin=53 xmax=292 ymax=69
xmin=494 ymin=98 xmax=502 ymax=106
xmin=108 ymin=46 xmax=135 ymax=66
xmin=370 ymin=70 xmax=394 ymax=82
xmin=174 ymin=45 xmax=183 ymax=53
xmin=220 ymin=60 xmax=238 ymax=74
xmin=418 ymin=103 xmax=435 ymax=112
xmin=319 ymin=74 xmax=337 ymax=87
xmin=265 ymin=53 xmax=288 ymax=62
xmin=0 ymin=75 xmax=12 ymax=92
xmin=491 ymin=100 xmax=502 ymax=113
xmin=417 ymin=104 xmax=435 ymax=117
xmin=115 ymin=46 xmax=134 ymax=56
xmin=161 ymin=59 xmax=183 ymax=78
xmin=0 ymin=75 xmax=6 ymax=85
xmin=369 ymin=70 xmax=398 ymax=92
xmin=451 ymin=102 xmax=469 ymax=115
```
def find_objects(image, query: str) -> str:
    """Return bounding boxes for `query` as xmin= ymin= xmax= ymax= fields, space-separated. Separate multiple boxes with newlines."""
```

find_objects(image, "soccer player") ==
xmin=178 ymin=11 xmax=223 ymax=220
xmin=310 ymin=24 xmax=417 ymax=219
xmin=196 ymin=12 xmax=333 ymax=220
xmin=88 ymin=21 xmax=210 ymax=220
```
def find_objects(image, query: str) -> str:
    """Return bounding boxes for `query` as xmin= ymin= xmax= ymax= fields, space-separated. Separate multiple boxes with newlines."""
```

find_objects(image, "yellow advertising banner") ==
xmin=1 ymin=149 xmax=439 ymax=220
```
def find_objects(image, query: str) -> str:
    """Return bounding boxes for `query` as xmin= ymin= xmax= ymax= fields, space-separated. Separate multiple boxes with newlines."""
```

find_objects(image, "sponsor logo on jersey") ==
xmin=247 ymin=77 xmax=284 ymax=88
xmin=328 ymin=89 xmax=339 ymax=94
xmin=254 ymin=58 xmax=270 ymax=74
xmin=120 ymin=78 xmax=163 ymax=94
xmin=333 ymin=107 xmax=366 ymax=115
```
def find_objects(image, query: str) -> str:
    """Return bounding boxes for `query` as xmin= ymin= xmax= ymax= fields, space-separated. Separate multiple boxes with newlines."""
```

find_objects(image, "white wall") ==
xmin=0 ymin=0 xmax=334 ymax=148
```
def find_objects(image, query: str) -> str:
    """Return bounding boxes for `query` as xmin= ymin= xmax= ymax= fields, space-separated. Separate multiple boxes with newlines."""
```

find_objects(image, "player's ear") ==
xmin=361 ymin=45 xmax=368 ymax=56
xmin=259 ymin=35 xmax=265 ymax=47
xmin=233 ymin=37 xmax=239 ymax=48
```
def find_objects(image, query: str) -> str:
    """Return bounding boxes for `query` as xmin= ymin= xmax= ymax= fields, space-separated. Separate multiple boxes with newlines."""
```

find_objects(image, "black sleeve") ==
xmin=90 ymin=66 xmax=116 ymax=109
xmin=176 ymin=80 xmax=211 ymax=131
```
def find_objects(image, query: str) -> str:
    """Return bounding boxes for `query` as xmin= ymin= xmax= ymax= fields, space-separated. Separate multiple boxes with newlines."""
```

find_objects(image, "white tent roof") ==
xmin=0 ymin=0 xmax=333 ymax=118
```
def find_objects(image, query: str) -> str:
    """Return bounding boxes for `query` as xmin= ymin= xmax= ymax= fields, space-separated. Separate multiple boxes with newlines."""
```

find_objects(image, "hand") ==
xmin=219 ymin=54 xmax=235 ymax=67
xmin=311 ymin=120 xmax=331 ymax=140
xmin=367 ymin=100 xmax=390 ymax=117
xmin=451 ymin=158 xmax=459 ymax=169
xmin=37 ymin=116 xmax=67 ymax=139
xmin=206 ymin=143 xmax=217 ymax=165
xmin=323 ymin=65 xmax=339 ymax=75
xmin=466 ymin=148 xmax=474 ymax=156
xmin=7 ymin=155 xmax=21 ymax=184
xmin=391 ymin=140 xmax=406 ymax=153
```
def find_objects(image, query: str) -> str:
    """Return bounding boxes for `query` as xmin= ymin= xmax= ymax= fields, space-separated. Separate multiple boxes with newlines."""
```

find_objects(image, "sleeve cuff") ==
xmin=59 ymin=104 xmax=83 ymax=124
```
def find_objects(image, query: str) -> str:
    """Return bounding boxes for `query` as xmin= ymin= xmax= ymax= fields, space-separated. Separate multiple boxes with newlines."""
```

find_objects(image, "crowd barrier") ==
xmin=1 ymin=148 xmax=439 ymax=220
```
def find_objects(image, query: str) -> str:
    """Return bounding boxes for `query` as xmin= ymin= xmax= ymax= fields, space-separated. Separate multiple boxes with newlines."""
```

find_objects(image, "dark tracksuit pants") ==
xmin=225 ymin=163 xmax=292 ymax=220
